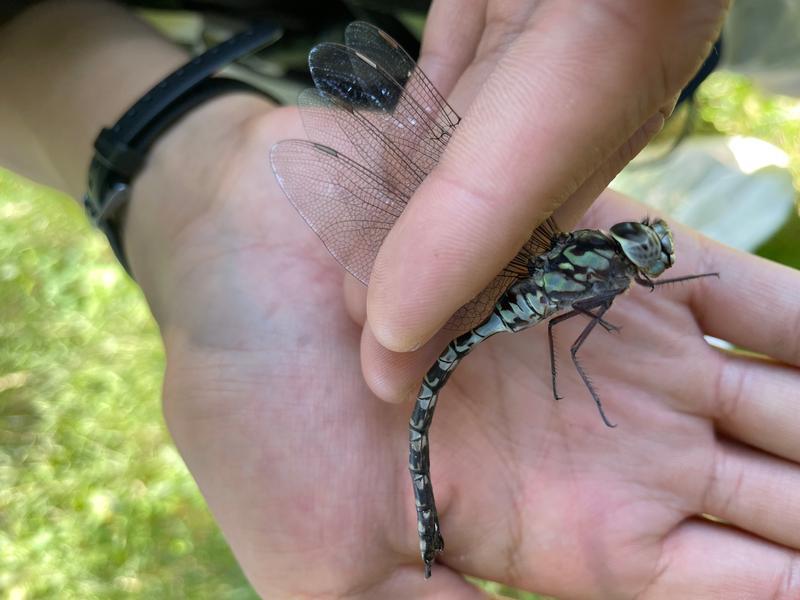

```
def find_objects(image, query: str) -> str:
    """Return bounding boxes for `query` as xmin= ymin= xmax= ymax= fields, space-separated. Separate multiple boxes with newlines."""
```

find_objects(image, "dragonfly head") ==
xmin=610 ymin=217 xmax=675 ymax=278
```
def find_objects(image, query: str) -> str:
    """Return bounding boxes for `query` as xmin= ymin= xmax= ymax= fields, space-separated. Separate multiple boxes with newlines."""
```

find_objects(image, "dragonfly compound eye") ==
xmin=649 ymin=218 xmax=676 ymax=269
xmin=610 ymin=221 xmax=669 ymax=277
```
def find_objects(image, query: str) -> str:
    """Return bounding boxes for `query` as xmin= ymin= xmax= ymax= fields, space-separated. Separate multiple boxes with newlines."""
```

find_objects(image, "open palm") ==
xmin=124 ymin=105 xmax=800 ymax=599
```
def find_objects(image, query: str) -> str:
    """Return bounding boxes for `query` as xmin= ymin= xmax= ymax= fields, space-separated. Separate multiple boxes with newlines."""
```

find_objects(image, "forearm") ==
xmin=0 ymin=0 xmax=280 ymax=323
xmin=0 ymin=0 xmax=187 ymax=197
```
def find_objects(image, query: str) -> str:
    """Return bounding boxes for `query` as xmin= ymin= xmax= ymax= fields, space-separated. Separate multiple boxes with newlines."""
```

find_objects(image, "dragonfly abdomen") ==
xmin=494 ymin=283 xmax=557 ymax=333
xmin=408 ymin=310 xmax=509 ymax=576
xmin=407 ymin=243 xmax=633 ymax=574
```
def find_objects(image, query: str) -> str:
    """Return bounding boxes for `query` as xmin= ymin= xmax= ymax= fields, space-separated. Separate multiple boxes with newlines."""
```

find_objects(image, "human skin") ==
xmin=4 ymin=1 xmax=800 ymax=599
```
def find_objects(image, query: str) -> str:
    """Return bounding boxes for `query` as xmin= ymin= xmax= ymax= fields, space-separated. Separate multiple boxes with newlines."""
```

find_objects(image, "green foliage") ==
xmin=696 ymin=73 xmax=800 ymax=192
xmin=0 ymin=172 xmax=256 ymax=599
xmin=695 ymin=73 xmax=800 ymax=269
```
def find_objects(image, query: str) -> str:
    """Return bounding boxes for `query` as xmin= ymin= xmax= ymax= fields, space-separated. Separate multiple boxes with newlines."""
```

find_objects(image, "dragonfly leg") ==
xmin=569 ymin=298 xmax=618 ymax=428
xmin=548 ymin=309 xmax=580 ymax=401
xmin=651 ymin=272 xmax=720 ymax=287
xmin=573 ymin=306 xmax=621 ymax=333
xmin=635 ymin=274 xmax=656 ymax=291
xmin=637 ymin=271 xmax=719 ymax=294
xmin=547 ymin=298 xmax=620 ymax=402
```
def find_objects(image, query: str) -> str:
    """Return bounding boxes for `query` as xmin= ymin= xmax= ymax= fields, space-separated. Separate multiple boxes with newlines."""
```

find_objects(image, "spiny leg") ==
xmin=574 ymin=306 xmax=620 ymax=333
xmin=548 ymin=310 xmax=579 ymax=401
xmin=652 ymin=272 xmax=720 ymax=287
xmin=569 ymin=298 xmax=618 ymax=428
xmin=548 ymin=298 xmax=619 ymax=401
xmin=637 ymin=271 xmax=720 ymax=290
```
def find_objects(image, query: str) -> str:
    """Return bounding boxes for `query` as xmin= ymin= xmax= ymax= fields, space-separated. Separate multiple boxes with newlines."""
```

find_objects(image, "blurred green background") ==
xmin=1 ymin=72 xmax=798 ymax=599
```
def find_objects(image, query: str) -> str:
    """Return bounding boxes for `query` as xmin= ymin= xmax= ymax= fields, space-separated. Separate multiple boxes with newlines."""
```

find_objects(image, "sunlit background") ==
xmin=1 ymin=10 xmax=799 ymax=600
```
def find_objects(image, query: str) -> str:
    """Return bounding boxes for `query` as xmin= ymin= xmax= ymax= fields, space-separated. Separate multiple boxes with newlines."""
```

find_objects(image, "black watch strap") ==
xmin=84 ymin=22 xmax=282 ymax=275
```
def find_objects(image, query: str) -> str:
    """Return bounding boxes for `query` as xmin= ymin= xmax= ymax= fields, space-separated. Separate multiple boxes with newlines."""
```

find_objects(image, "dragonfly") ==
xmin=270 ymin=21 xmax=718 ymax=578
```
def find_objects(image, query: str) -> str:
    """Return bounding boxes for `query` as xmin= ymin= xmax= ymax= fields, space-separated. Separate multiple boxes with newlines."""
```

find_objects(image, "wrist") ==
xmin=122 ymin=93 xmax=282 ymax=323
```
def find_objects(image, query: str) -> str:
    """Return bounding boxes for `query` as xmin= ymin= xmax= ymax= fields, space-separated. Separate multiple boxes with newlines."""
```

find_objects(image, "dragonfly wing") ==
xmin=343 ymin=21 xmax=416 ymax=86
xmin=343 ymin=21 xmax=460 ymax=133
xmin=298 ymin=88 xmax=422 ymax=201
xmin=270 ymin=139 xmax=404 ymax=285
xmin=273 ymin=28 xmax=462 ymax=291
xmin=308 ymin=41 xmax=456 ymax=177
xmin=272 ymin=23 xmax=562 ymax=332
xmin=445 ymin=273 xmax=519 ymax=331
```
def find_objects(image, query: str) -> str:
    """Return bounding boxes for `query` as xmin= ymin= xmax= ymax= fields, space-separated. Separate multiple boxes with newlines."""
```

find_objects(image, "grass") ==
xmin=0 ymin=177 xmax=255 ymax=598
xmin=1 ymin=71 xmax=798 ymax=599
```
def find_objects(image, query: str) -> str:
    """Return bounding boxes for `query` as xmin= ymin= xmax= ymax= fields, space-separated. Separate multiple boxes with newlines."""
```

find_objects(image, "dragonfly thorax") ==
xmin=610 ymin=218 xmax=675 ymax=278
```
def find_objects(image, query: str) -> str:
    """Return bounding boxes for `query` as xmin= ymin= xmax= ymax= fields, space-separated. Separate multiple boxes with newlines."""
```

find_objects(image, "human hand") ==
xmin=365 ymin=0 xmax=731 ymax=356
xmin=124 ymin=97 xmax=800 ymax=597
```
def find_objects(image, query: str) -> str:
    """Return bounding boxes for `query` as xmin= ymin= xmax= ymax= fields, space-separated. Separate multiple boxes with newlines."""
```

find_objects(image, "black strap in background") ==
xmin=677 ymin=35 xmax=723 ymax=107
xmin=84 ymin=22 xmax=282 ymax=274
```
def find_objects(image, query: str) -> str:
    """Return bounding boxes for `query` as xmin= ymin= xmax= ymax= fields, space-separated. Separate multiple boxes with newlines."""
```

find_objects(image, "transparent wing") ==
xmin=298 ymin=87 xmax=422 ymax=202
xmin=343 ymin=21 xmax=460 ymax=134
xmin=271 ymin=22 xmax=556 ymax=331
xmin=271 ymin=140 xmax=402 ymax=285
xmin=308 ymin=42 xmax=454 ymax=178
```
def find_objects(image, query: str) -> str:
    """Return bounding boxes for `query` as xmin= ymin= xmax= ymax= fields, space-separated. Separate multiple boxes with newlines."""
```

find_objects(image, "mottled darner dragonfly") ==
xmin=270 ymin=21 xmax=717 ymax=578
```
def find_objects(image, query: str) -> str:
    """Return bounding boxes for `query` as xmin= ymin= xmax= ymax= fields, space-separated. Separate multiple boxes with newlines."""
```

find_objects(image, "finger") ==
xmin=369 ymin=2 xmax=727 ymax=351
xmin=525 ymin=96 xmax=669 ymax=233
xmin=344 ymin=273 xmax=367 ymax=326
xmin=439 ymin=1 xmax=536 ymax=110
xmin=554 ymin=110 xmax=665 ymax=223
xmin=653 ymin=518 xmax=800 ymax=598
xmin=689 ymin=237 xmax=800 ymax=366
xmin=708 ymin=350 xmax=800 ymax=462
xmin=700 ymin=439 xmax=800 ymax=551
xmin=365 ymin=109 xmax=666 ymax=356
xmin=418 ymin=0 xmax=488 ymax=97
xmin=361 ymin=321 xmax=453 ymax=403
